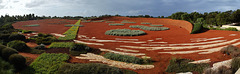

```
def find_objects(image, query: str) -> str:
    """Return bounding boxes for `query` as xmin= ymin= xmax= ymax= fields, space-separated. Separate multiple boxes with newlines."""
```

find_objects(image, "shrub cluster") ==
xmin=34 ymin=44 xmax=46 ymax=50
xmin=0 ymin=57 xmax=15 ymax=74
xmin=29 ymin=53 xmax=69 ymax=74
xmin=191 ymin=23 xmax=203 ymax=34
xmin=58 ymin=20 xmax=81 ymax=40
xmin=103 ymin=52 xmax=150 ymax=64
xmin=9 ymin=54 xmax=26 ymax=70
xmin=150 ymin=24 xmax=163 ymax=27
xmin=7 ymin=40 xmax=30 ymax=52
xmin=106 ymin=21 xmax=115 ymax=23
xmin=165 ymin=58 xmax=210 ymax=73
xmin=22 ymin=24 xmax=39 ymax=27
xmin=48 ymin=42 xmax=74 ymax=48
xmin=130 ymin=25 xmax=169 ymax=31
xmin=29 ymin=33 xmax=56 ymax=45
xmin=121 ymin=20 xmax=136 ymax=23
xmin=109 ymin=23 xmax=124 ymax=26
xmin=220 ymin=45 xmax=240 ymax=57
xmin=105 ymin=29 xmax=146 ymax=36
xmin=69 ymin=43 xmax=92 ymax=56
xmin=0 ymin=34 xmax=26 ymax=44
xmin=209 ymin=27 xmax=238 ymax=31
xmin=58 ymin=63 xmax=137 ymax=74
xmin=19 ymin=30 xmax=34 ymax=33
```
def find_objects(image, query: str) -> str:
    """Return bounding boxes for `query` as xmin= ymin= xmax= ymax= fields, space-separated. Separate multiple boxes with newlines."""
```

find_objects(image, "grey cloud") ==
xmin=25 ymin=0 xmax=46 ymax=8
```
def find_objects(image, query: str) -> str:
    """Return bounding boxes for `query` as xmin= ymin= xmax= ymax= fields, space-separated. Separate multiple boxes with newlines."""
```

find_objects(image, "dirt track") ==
xmin=13 ymin=17 xmax=237 ymax=74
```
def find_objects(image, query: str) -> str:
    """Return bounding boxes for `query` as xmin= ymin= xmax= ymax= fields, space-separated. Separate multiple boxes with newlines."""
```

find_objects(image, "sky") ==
xmin=0 ymin=0 xmax=239 ymax=17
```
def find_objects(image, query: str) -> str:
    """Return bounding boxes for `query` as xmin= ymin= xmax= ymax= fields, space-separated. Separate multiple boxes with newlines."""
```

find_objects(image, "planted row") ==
xmin=22 ymin=24 xmax=39 ymax=27
xmin=121 ymin=20 xmax=136 ymax=23
xmin=109 ymin=23 xmax=124 ymax=26
xmin=48 ymin=42 xmax=74 ymax=48
xmin=58 ymin=20 xmax=81 ymax=40
xmin=130 ymin=25 xmax=169 ymax=31
xmin=105 ymin=29 xmax=146 ymax=36
xmin=64 ymin=24 xmax=84 ymax=27
xmin=150 ymin=25 xmax=163 ymax=27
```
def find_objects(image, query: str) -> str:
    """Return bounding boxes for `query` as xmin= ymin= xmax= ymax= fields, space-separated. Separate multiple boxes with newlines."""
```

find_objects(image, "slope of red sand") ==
xmin=13 ymin=17 xmax=236 ymax=74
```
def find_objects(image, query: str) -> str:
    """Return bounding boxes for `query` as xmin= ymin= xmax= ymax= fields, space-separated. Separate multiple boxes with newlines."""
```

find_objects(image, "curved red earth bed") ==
xmin=13 ymin=17 xmax=237 ymax=74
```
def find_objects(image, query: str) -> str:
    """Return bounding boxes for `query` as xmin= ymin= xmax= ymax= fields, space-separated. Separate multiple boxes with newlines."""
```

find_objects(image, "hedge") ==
xmin=130 ymin=25 xmax=169 ymax=31
xmin=165 ymin=58 xmax=209 ymax=73
xmin=69 ymin=43 xmax=92 ymax=56
xmin=109 ymin=23 xmax=124 ymax=26
xmin=104 ymin=52 xmax=145 ymax=64
xmin=8 ymin=54 xmax=26 ymax=71
xmin=58 ymin=20 xmax=81 ymax=40
xmin=48 ymin=42 xmax=74 ymax=48
xmin=191 ymin=23 xmax=203 ymax=34
xmin=2 ymin=47 xmax=18 ymax=60
xmin=7 ymin=40 xmax=30 ymax=52
xmin=29 ymin=53 xmax=69 ymax=74
xmin=22 ymin=24 xmax=39 ymax=27
xmin=58 ymin=63 xmax=137 ymax=74
xmin=105 ymin=29 xmax=146 ymax=36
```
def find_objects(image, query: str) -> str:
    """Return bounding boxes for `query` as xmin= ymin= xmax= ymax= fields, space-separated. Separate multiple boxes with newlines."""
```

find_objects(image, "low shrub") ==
xmin=165 ymin=58 xmax=210 ymax=73
xmin=22 ymin=24 xmax=39 ymax=27
xmin=92 ymin=20 xmax=105 ymax=22
xmin=220 ymin=45 xmax=240 ymax=57
xmin=0 ymin=57 xmax=15 ymax=74
xmin=209 ymin=27 xmax=238 ymax=31
xmin=58 ymin=63 xmax=136 ymax=74
xmin=121 ymin=20 xmax=136 ymax=23
xmin=8 ymin=34 xmax=26 ymax=41
xmin=130 ymin=25 xmax=169 ymax=31
xmin=30 ymin=53 xmax=69 ymax=74
xmin=19 ymin=30 xmax=34 ymax=33
xmin=141 ymin=22 xmax=151 ymax=24
xmin=231 ymin=57 xmax=240 ymax=73
xmin=69 ymin=43 xmax=92 ymax=56
xmin=8 ymin=54 xmax=26 ymax=71
xmin=106 ymin=21 xmax=115 ymax=23
xmin=64 ymin=24 xmax=83 ymax=27
xmin=0 ymin=44 xmax=7 ymax=56
xmin=109 ymin=23 xmax=124 ymax=26
xmin=104 ymin=52 xmax=149 ymax=64
xmin=2 ymin=47 xmax=18 ymax=60
xmin=48 ymin=42 xmax=74 ymax=48
xmin=150 ymin=24 xmax=163 ymax=27
xmin=105 ymin=29 xmax=146 ymax=36
xmin=34 ymin=44 xmax=46 ymax=50
xmin=7 ymin=40 xmax=30 ymax=52
xmin=29 ymin=33 xmax=56 ymax=45
xmin=191 ymin=23 xmax=203 ymax=34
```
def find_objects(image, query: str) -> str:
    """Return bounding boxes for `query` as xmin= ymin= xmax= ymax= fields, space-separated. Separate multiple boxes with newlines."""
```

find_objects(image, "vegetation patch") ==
xmin=29 ymin=33 xmax=56 ymax=45
xmin=209 ymin=27 xmax=238 ymax=31
xmin=27 ymin=53 xmax=69 ymax=74
xmin=150 ymin=24 xmax=163 ymax=27
xmin=105 ymin=29 xmax=146 ymax=36
xmin=18 ymin=29 xmax=34 ymax=33
xmin=58 ymin=20 xmax=81 ymax=40
xmin=141 ymin=22 xmax=151 ymax=24
xmin=166 ymin=58 xmax=210 ymax=73
xmin=121 ymin=20 xmax=136 ymax=23
xmin=58 ymin=63 xmax=137 ymax=74
xmin=22 ymin=24 xmax=39 ymax=27
xmin=103 ymin=52 xmax=151 ymax=64
xmin=69 ymin=43 xmax=92 ymax=56
xmin=109 ymin=23 xmax=124 ymax=26
xmin=92 ymin=20 xmax=105 ymax=22
xmin=48 ymin=42 xmax=74 ymax=48
xmin=0 ymin=57 xmax=15 ymax=74
xmin=130 ymin=25 xmax=169 ymax=31
xmin=221 ymin=45 xmax=240 ymax=57
xmin=81 ymin=20 xmax=91 ymax=23
xmin=106 ymin=21 xmax=115 ymax=23
xmin=64 ymin=24 xmax=84 ymax=27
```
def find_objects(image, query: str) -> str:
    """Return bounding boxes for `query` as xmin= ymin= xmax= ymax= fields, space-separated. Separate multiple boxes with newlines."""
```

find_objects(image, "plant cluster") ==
xmin=7 ymin=40 xmax=30 ymax=52
xmin=165 ymin=58 xmax=210 ymax=73
xmin=58 ymin=63 xmax=137 ymax=74
xmin=220 ymin=45 xmax=240 ymax=57
xmin=105 ymin=21 xmax=115 ymax=23
xmin=92 ymin=20 xmax=105 ymax=22
xmin=109 ymin=23 xmax=124 ymax=26
xmin=48 ymin=42 xmax=74 ymax=48
xmin=105 ymin=29 xmax=146 ymax=36
xmin=29 ymin=33 xmax=56 ymax=45
xmin=121 ymin=20 xmax=136 ymax=23
xmin=29 ymin=53 xmax=69 ymax=74
xmin=22 ymin=24 xmax=39 ymax=27
xmin=130 ymin=25 xmax=169 ymax=31
xmin=103 ymin=52 xmax=151 ymax=64
xmin=69 ymin=43 xmax=92 ymax=56
xmin=150 ymin=24 xmax=163 ymax=27
xmin=58 ymin=20 xmax=81 ymax=40
xmin=141 ymin=22 xmax=151 ymax=24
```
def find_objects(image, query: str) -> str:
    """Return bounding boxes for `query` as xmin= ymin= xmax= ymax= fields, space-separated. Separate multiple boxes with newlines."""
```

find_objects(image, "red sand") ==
xmin=13 ymin=17 xmax=237 ymax=74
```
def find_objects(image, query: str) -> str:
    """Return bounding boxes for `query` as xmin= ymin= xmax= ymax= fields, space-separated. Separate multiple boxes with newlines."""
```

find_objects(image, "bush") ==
xmin=0 ymin=57 xmax=15 ymax=74
xmin=19 ymin=30 xmax=33 ymax=33
xmin=104 ymin=52 xmax=147 ymax=64
xmin=30 ymin=53 xmax=69 ymax=74
xmin=109 ymin=23 xmax=124 ymax=26
xmin=7 ymin=40 xmax=29 ymax=52
xmin=231 ymin=57 xmax=240 ymax=73
xmin=2 ymin=47 xmax=18 ymax=60
xmin=48 ymin=42 xmax=74 ymax=48
xmin=209 ymin=27 xmax=238 ymax=31
xmin=35 ymin=36 xmax=56 ymax=45
xmin=34 ymin=44 xmax=46 ymax=50
xmin=0 ymin=34 xmax=11 ymax=41
xmin=58 ymin=63 xmax=134 ymax=74
xmin=220 ymin=45 xmax=240 ymax=57
xmin=130 ymin=25 xmax=169 ymax=31
xmin=8 ymin=54 xmax=26 ymax=71
xmin=191 ymin=23 xmax=203 ymax=34
xmin=0 ymin=44 xmax=7 ymax=56
xmin=105 ymin=29 xmax=146 ymax=36
xmin=165 ymin=58 xmax=210 ymax=73
xmin=69 ymin=43 xmax=92 ymax=56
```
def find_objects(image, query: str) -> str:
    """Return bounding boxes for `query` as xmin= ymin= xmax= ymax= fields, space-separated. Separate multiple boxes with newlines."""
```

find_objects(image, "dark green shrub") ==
xmin=0 ymin=57 xmax=15 ymax=74
xmin=231 ymin=57 xmax=240 ymax=73
xmin=19 ymin=30 xmax=33 ymax=33
xmin=0 ymin=34 xmax=11 ymax=40
xmin=220 ymin=45 xmax=240 ymax=57
xmin=165 ymin=58 xmax=210 ymax=73
xmin=35 ymin=37 xmax=56 ymax=45
xmin=9 ymin=54 xmax=26 ymax=71
xmin=105 ymin=29 xmax=146 ymax=36
xmin=0 ymin=44 xmax=6 ymax=56
xmin=191 ymin=23 xmax=203 ymax=34
xmin=58 ymin=63 xmax=129 ymax=74
xmin=223 ymin=27 xmax=238 ymax=31
xmin=69 ymin=43 xmax=92 ymax=56
xmin=8 ymin=34 xmax=26 ymax=41
xmin=2 ymin=47 xmax=18 ymax=60
xmin=7 ymin=40 xmax=29 ymax=52
xmin=104 ymin=53 xmax=144 ymax=64
xmin=34 ymin=44 xmax=46 ymax=50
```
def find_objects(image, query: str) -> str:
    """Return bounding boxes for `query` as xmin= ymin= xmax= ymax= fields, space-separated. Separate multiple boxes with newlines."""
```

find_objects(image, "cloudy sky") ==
xmin=0 ymin=0 xmax=239 ymax=17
